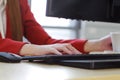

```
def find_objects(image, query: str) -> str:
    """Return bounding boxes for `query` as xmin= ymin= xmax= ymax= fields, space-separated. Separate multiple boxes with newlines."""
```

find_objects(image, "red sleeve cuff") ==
xmin=0 ymin=39 xmax=27 ymax=54
xmin=71 ymin=39 xmax=88 ymax=54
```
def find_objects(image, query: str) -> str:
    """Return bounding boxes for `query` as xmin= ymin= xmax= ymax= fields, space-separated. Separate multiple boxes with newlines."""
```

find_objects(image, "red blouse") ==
xmin=0 ymin=0 xmax=87 ymax=54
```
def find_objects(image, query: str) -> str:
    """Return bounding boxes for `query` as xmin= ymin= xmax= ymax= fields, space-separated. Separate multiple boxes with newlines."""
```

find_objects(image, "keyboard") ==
xmin=22 ymin=53 xmax=120 ymax=61
xmin=22 ymin=53 xmax=120 ymax=69
xmin=1 ymin=52 xmax=120 ymax=69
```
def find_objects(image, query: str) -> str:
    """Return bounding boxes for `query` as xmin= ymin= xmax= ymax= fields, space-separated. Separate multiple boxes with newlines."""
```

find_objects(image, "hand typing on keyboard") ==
xmin=20 ymin=43 xmax=81 ymax=56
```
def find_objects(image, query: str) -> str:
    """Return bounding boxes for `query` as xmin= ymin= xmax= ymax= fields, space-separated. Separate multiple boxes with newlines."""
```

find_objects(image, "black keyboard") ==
xmin=22 ymin=53 xmax=120 ymax=61
xmin=1 ymin=52 xmax=120 ymax=69
xmin=21 ymin=54 xmax=120 ymax=69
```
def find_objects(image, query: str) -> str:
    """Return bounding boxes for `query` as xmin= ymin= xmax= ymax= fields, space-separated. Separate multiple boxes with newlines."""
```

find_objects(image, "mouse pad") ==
xmin=69 ymin=75 xmax=120 ymax=80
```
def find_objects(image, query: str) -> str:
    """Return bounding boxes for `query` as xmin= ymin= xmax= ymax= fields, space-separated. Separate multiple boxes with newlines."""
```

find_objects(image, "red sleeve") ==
xmin=0 ymin=0 xmax=27 ymax=54
xmin=0 ymin=38 xmax=26 ymax=54
xmin=20 ymin=0 xmax=88 ymax=53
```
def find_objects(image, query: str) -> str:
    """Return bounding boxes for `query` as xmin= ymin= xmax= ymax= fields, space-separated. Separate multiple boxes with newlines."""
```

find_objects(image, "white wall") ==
xmin=80 ymin=21 xmax=120 ymax=39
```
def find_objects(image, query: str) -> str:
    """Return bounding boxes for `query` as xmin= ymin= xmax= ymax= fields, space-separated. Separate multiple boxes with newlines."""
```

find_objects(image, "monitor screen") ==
xmin=46 ymin=0 xmax=120 ymax=23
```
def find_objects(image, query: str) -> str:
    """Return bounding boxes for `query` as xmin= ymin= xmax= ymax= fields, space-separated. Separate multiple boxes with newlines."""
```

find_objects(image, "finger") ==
xmin=66 ymin=45 xmax=82 ymax=54
xmin=51 ymin=49 xmax=62 ymax=55
xmin=59 ymin=47 xmax=73 ymax=55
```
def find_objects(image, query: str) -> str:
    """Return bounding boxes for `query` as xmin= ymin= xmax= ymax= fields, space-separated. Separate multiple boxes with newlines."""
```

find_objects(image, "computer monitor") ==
xmin=46 ymin=0 xmax=120 ymax=23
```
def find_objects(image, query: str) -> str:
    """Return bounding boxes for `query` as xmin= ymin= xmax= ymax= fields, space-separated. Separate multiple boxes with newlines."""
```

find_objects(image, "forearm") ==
xmin=84 ymin=40 xmax=102 ymax=53
xmin=84 ymin=37 xmax=112 ymax=53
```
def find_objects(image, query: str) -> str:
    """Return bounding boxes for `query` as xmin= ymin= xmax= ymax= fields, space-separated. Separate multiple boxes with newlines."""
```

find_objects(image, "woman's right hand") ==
xmin=84 ymin=35 xmax=112 ymax=52
xmin=19 ymin=43 xmax=81 ymax=56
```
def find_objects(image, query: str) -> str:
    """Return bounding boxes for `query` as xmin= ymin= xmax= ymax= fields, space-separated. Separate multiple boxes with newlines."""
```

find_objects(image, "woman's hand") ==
xmin=19 ymin=43 xmax=81 ymax=56
xmin=84 ymin=35 xmax=112 ymax=52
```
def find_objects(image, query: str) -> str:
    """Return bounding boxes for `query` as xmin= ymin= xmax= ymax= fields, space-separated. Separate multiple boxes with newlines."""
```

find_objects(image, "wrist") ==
xmin=19 ymin=44 xmax=33 ymax=56
xmin=84 ymin=39 xmax=101 ymax=52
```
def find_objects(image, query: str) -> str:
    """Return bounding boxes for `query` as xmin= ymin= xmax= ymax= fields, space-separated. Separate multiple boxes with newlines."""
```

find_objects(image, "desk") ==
xmin=1 ymin=62 xmax=120 ymax=80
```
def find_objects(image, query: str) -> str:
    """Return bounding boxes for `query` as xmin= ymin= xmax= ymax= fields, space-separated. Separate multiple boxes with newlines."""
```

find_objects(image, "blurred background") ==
xmin=29 ymin=0 xmax=120 ymax=40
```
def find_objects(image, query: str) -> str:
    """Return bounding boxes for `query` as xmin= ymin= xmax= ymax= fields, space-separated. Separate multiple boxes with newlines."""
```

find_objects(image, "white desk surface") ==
xmin=1 ymin=62 xmax=120 ymax=80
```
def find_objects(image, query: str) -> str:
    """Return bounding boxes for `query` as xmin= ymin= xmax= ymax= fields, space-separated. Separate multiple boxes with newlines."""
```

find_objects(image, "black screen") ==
xmin=46 ymin=0 xmax=120 ymax=23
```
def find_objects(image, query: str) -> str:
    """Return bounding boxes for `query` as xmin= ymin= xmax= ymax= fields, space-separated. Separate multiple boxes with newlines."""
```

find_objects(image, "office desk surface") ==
xmin=1 ymin=62 xmax=120 ymax=80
